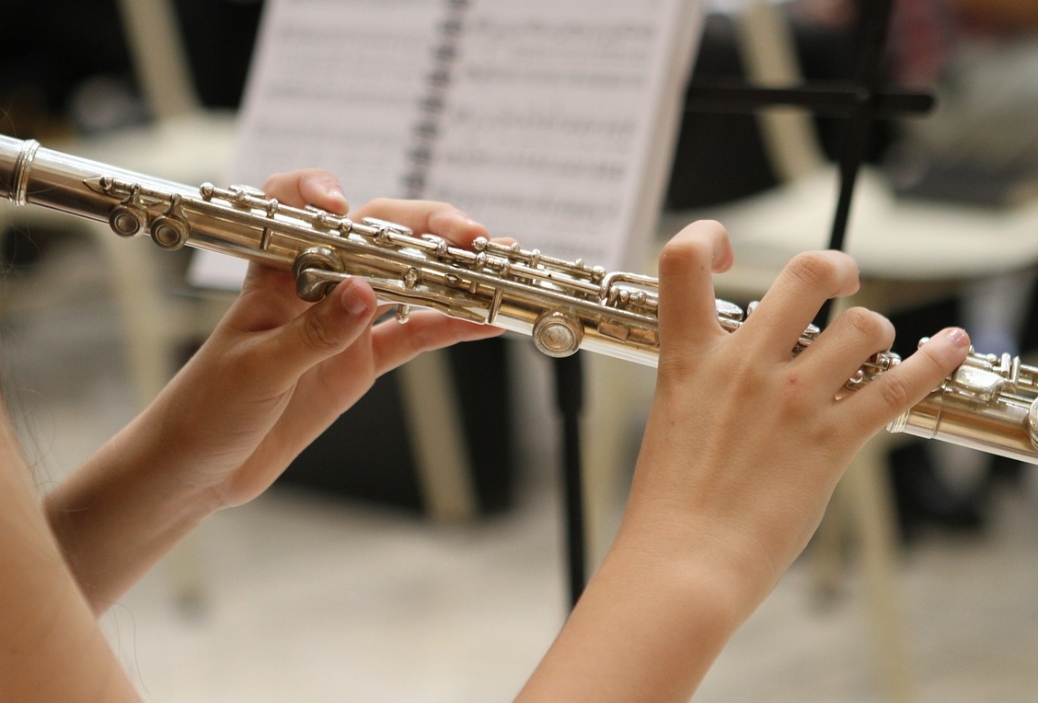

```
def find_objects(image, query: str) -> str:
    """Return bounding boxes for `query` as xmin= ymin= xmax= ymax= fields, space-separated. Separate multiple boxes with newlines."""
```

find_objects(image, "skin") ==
xmin=1 ymin=172 xmax=971 ymax=702
xmin=516 ymin=224 xmax=970 ymax=702
xmin=42 ymin=171 xmax=503 ymax=612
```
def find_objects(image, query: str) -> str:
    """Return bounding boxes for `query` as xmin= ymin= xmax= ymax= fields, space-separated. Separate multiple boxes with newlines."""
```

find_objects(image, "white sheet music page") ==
xmin=423 ymin=0 xmax=702 ymax=271
xmin=230 ymin=0 xmax=442 ymax=196
xmin=189 ymin=0 xmax=702 ymax=288
xmin=189 ymin=0 xmax=445 ymax=287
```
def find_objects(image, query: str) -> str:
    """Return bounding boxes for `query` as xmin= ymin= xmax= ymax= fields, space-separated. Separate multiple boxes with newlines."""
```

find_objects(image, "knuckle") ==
xmin=300 ymin=311 xmax=341 ymax=352
xmin=877 ymin=373 xmax=913 ymax=411
xmin=842 ymin=306 xmax=893 ymax=344
xmin=913 ymin=339 xmax=956 ymax=382
xmin=785 ymin=251 xmax=842 ymax=293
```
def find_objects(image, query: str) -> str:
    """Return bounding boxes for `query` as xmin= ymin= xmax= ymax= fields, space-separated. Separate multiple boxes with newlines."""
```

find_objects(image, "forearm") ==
xmin=43 ymin=404 xmax=220 ymax=613
xmin=516 ymin=520 xmax=761 ymax=703
xmin=1 ymin=413 xmax=142 ymax=702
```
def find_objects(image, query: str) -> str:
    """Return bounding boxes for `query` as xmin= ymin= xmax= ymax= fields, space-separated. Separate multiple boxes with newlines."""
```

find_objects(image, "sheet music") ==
xmin=191 ymin=0 xmax=445 ymax=286
xmin=229 ymin=0 xmax=444 ymax=201
xmin=190 ymin=0 xmax=702 ymax=287
xmin=423 ymin=0 xmax=700 ymax=270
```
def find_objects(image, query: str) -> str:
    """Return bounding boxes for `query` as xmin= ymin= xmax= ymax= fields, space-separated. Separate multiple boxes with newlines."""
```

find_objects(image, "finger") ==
xmin=268 ymin=277 xmax=380 ymax=380
xmin=743 ymin=250 xmax=860 ymax=361
xmin=369 ymin=311 xmax=504 ymax=376
xmin=792 ymin=306 xmax=896 ymax=397
xmin=656 ymin=220 xmax=735 ymax=354
xmin=222 ymin=262 xmax=309 ymax=332
xmin=841 ymin=326 xmax=970 ymax=432
xmin=352 ymin=197 xmax=489 ymax=249
xmin=262 ymin=169 xmax=350 ymax=213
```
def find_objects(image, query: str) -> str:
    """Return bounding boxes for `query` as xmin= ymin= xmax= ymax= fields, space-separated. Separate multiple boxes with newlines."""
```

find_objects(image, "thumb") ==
xmin=271 ymin=277 xmax=378 ymax=378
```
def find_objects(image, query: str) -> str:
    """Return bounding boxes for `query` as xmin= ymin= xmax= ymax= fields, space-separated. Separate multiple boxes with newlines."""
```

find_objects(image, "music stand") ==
xmin=556 ymin=0 xmax=934 ymax=607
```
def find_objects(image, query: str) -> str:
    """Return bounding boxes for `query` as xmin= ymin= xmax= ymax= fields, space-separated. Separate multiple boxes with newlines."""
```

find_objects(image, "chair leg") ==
xmin=89 ymin=222 xmax=213 ymax=614
xmin=581 ymin=352 xmax=656 ymax=571
xmin=398 ymin=349 xmax=479 ymax=523
xmin=89 ymin=224 xmax=177 ymax=408
xmin=166 ymin=530 xmax=206 ymax=615
xmin=843 ymin=435 xmax=917 ymax=703
xmin=810 ymin=482 xmax=851 ymax=608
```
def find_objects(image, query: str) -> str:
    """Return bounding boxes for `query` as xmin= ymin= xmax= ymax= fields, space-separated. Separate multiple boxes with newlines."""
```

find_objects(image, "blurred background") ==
xmin=2 ymin=0 xmax=1038 ymax=701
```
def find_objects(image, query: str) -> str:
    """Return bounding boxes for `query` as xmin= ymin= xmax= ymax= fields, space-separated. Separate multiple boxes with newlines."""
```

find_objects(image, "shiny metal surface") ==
xmin=2 ymin=133 xmax=1037 ymax=464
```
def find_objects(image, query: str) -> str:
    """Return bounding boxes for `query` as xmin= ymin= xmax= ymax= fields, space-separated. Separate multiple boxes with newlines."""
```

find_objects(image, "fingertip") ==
xmin=833 ymin=253 xmax=861 ymax=298
xmin=655 ymin=220 xmax=734 ymax=350
xmin=337 ymin=277 xmax=377 ymax=319
xmin=692 ymin=220 xmax=735 ymax=273
xmin=323 ymin=188 xmax=350 ymax=215
xmin=659 ymin=220 xmax=730 ymax=277
xmin=936 ymin=326 xmax=971 ymax=350
xmin=304 ymin=173 xmax=350 ymax=214
xmin=896 ymin=327 xmax=969 ymax=394
xmin=263 ymin=169 xmax=350 ymax=213
xmin=713 ymin=238 xmax=735 ymax=273
xmin=429 ymin=207 xmax=489 ymax=246
xmin=919 ymin=327 xmax=971 ymax=366
xmin=919 ymin=327 xmax=971 ymax=352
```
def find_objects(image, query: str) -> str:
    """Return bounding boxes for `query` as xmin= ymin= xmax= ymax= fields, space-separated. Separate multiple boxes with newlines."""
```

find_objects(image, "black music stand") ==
xmin=555 ymin=0 xmax=935 ymax=607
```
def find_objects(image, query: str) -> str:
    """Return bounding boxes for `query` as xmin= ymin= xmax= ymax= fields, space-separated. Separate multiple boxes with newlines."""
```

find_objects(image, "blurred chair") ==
xmin=585 ymin=3 xmax=1038 ymax=703
xmin=0 ymin=0 xmax=240 ymax=407
xmin=0 ymin=0 xmax=238 ymax=611
xmin=60 ymin=0 xmax=240 ymax=407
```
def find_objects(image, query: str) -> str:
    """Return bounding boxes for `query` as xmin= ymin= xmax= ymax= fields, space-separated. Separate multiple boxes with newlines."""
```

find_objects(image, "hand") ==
xmin=622 ymin=220 xmax=971 ymax=609
xmin=146 ymin=169 xmax=502 ymax=509
xmin=515 ymin=220 xmax=970 ymax=703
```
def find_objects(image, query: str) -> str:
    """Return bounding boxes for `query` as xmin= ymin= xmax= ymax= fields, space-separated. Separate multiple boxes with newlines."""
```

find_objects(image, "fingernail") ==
xmin=323 ymin=180 xmax=349 ymax=208
xmin=341 ymin=278 xmax=372 ymax=317
xmin=324 ymin=178 xmax=344 ymax=197
xmin=945 ymin=327 xmax=970 ymax=348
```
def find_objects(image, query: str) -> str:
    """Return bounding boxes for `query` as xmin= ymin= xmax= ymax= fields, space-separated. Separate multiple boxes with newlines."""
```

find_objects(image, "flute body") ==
xmin=3 ymin=134 xmax=1038 ymax=464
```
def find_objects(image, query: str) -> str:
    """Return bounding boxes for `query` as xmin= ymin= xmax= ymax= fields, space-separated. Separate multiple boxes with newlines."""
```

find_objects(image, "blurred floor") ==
xmin=2 ymin=230 xmax=1038 ymax=702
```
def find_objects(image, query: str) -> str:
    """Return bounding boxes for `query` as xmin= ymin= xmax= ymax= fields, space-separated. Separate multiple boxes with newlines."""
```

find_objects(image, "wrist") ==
xmin=614 ymin=498 xmax=783 ymax=626
xmin=522 ymin=525 xmax=758 ymax=703
xmin=45 ymin=411 xmax=221 ymax=610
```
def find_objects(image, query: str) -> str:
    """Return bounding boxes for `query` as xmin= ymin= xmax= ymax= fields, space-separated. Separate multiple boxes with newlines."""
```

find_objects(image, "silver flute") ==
xmin=3 ymin=133 xmax=1038 ymax=464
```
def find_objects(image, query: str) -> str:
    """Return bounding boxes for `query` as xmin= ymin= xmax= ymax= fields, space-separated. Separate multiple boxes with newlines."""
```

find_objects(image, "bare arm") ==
xmin=515 ymin=221 xmax=970 ymax=701
xmin=44 ymin=170 xmax=501 ymax=612
xmin=28 ymin=211 xmax=968 ymax=700
xmin=0 ymin=404 xmax=141 ymax=702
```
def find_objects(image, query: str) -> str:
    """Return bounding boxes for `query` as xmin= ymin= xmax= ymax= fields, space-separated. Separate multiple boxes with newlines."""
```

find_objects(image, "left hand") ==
xmin=144 ymin=169 xmax=502 ymax=509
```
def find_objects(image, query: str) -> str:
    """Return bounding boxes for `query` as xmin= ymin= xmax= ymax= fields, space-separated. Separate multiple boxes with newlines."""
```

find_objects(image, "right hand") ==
xmin=622 ymin=219 xmax=970 ymax=609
